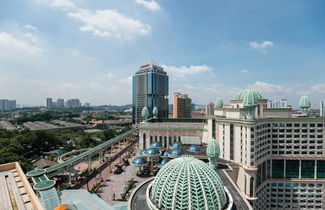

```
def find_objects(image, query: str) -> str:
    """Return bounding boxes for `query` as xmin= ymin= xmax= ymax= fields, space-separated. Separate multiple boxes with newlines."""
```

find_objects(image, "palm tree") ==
xmin=80 ymin=169 xmax=91 ymax=191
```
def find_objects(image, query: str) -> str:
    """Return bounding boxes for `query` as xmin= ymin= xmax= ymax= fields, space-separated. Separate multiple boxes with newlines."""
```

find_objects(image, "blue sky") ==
xmin=0 ymin=0 xmax=324 ymax=107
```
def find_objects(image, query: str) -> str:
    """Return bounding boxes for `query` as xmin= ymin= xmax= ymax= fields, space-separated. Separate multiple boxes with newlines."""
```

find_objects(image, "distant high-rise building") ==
xmin=173 ymin=92 xmax=192 ymax=118
xmin=84 ymin=102 xmax=91 ymax=107
xmin=132 ymin=59 xmax=169 ymax=123
xmin=320 ymin=101 xmax=325 ymax=117
xmin=267 ymin=99 xmax=288 ymax=108
xmin=0 ymin=99 xmax=16 ymax=111
xmin=57 ymin=98 xmax=64 ymax=108
xmin=66 ymin=98 xmax=81 ymax=108
xmin=206 ymin=102 xmax=214 ymax=115
xmin=46 ymin=98 xmax=52 ymax=109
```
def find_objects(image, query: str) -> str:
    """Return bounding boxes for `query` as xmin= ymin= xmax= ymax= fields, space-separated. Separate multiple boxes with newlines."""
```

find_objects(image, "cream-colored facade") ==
xmin=139 ymin=90 xmax=325 ymax=209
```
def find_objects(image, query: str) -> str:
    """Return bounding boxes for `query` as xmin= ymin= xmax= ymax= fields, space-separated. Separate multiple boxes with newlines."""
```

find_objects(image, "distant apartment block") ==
xmin=267 ymin=99 xmax=288 ymax=108
xmin=46 ymin=98 xmax=53 ymax=109
xmin=66 ymin=98 xmax=81 ymax=108
xmin=173 ymin=92 xmax=192 ymax=118
xmin=0 ymin=99 xmax=16 ymax=111
xmin=46 ymin=98 xmax=81 ymax=108
xmin=57 ymin=98 xmax=65 ymax=108
xmin=206 ymin=102 xmax=214 ymax=115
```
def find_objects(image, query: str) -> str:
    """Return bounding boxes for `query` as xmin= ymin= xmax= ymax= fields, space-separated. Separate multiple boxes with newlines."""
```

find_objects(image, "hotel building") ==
xmin=139 ymin=89 xmax=325 ymax=209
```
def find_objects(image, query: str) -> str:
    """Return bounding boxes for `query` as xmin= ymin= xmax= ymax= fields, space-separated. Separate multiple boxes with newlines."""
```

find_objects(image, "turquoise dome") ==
xmin=171 ymin=142 xmax=182 ymax=149
xmin=152 ymin=106 xmax=158 ymax=118
xmin=206 ymin=139 xmax=220 ymax=159
xmin=141 ymin=106 xmax=149 ymax=120
xmin=187 ymin=145 xmax=200 ymax=152
xmin=132 ymin=157 xmax=148 ymax=167
xmin=168 ymin=148 xmax=184 ymax=158
xmin=214 ymin=97 xmax=223 ymax=109
xmin=234 ymin=89 xmax=263 ymax=102
xmin=156 ymin=157 xmax=170 ymax=168
xmin=145 ymin=148 xmax=160 ymax=157
xmin=150 ymin=141 xmax=163 ymax=149
xmin=299 ymin=95 xmax=311 ymax=109
xmin=149 ymin=157 xmax=226 ymax=210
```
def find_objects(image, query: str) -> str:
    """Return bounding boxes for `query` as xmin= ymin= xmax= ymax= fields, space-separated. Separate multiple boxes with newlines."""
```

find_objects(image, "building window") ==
xmin=272 ymin=160 xmax=284 ymax=178
xmin=286 ymin=160 xmax=299 ymax=178
xmin=317 ymin=160 xmax=325 ymax=178
xmin=250 ymin=177 xmax=254 ymax=197
xmin=301 ymin=160 xmax=315 ymax=178
xmin=143 ymin=133 xmax=146 ymax=149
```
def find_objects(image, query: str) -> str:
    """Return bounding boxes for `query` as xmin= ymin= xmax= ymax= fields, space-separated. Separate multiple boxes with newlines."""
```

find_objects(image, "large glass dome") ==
xmin=148 ymin=157 xmax=226 ymax=210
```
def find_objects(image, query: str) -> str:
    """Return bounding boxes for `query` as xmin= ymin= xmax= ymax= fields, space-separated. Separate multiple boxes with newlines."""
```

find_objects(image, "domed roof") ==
xmin=145 ymin=148 xmax=160 ymax=157
xmin=187 ymin=145 xmax=200 ymax=152
xmin=168 ymin=148 xmax=184 ymax=158
xmin=299 ymin=95 xmax=311 ymax=109
xmin=206 ymin=139 xmax=220 ymax=158
xmin=141 ymin=106 xmax=149 ymax=119
xmin=150 ymin=141 xmax=163 ymax=149
xmin=214 ymin=97 xmax=223 ymax=109
xmin=152 ymin=106 xmax=158 ymax=118
xmin=161 ymin=151 xmax=169 ymax=158
xmin=234 ymin=89 xmax=263 ymax=102
xmin=171 ymin=142 xmax=182 ymax=149
xmin=150 ymin=157 xmax=226 ymax=210
xmin=132 ymin=157 xmax=148 ymax=167
xmin=156 ymin=157 xmax=170 ymax=168
xmin=138 ymin=150 xmax=147 ymax=157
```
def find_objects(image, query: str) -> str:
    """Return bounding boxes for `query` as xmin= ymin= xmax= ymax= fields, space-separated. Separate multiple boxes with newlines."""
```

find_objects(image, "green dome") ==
xmin=141 ymin=106 xmax=149 ymax=120
xmin=149 ymin=157 xmax=226 ymax=210
xmin=299 ymin=95 xmax=311 ymax=109
xmin=206 ymin=139 xmax=220 ymax=159
xmin=214 ymin=97 xmax=223 ymax=109
xmin=234 ymin=89 xmax=263 ymax=102
xmin=152 ymin=106 xmax=158 ymax=118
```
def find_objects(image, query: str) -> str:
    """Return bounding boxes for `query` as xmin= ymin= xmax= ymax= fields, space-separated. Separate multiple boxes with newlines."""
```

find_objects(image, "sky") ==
xmin=0 ymin=0 xmax=325 ymax=107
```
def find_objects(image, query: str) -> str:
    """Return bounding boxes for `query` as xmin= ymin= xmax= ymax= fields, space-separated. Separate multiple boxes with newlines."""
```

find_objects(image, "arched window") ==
xmin=174 ymin=136 xmax=177 ymax=143
xmin=169 ymin=137 xmax=172 ymax=147
xmin=178 ymin=136 xmax=181 ymax=142
xmin=150 ymin=136 xmax=153 ymax=144
xmin=250 ymin=177 xmax=254 ymax=197
xmin=143 ymin=133 xmax=146 ymax=149
xmin=244 ymin=175 xmax=247 ymax=196
xmin=155 ymin=136 xmax=158 ymax=142
xmin=159 ymin=136 xmax=162 ymax=144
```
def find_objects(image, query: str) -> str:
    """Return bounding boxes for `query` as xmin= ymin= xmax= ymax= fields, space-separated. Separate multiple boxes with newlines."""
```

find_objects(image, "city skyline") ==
xmin=0 ymin=0 xmax=325 ymax=106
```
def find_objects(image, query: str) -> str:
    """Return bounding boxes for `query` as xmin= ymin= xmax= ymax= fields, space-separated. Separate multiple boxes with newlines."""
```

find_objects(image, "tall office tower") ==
xmin=0 ymin=99 xmax=8 ymax=111
xmin=173 ymin=92 xmax=192 ymax=118
xmin=320 ymin=101 xmax=325 ymax=117
xmin=46 ymin=98 xmax=52 ymax=109
xmin=132 ymin=59 xmax=169 ymax=123
xmin=205 ymin=102 xmax=214 ymax=115
xmin=57 ymin=98 xmax=65 ymax=108
xmin=267 ymin=99 xmax=288 ymax=108
xmin=66 ymin=99 xmax=81 ymax=108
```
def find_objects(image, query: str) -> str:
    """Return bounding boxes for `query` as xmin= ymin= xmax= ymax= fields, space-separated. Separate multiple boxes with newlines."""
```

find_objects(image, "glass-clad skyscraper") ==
xmin=132 ymin=60 xmax=169 ymax=123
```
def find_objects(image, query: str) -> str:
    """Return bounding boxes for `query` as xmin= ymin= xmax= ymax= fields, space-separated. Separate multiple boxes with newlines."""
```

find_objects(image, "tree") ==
xmin=80 ymin=169 xmax=92 ymax=191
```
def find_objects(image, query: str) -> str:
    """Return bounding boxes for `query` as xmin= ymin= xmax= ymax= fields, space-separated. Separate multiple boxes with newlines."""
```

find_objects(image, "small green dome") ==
xmin=299 ymin=95 xmax=311 ymax=109
xmin=206 ymin=139 xmax=220 ymax=159
xmin=214 ymin=97 xmax=223 ymax=109
xmin=234 ymin=89 xmax=263 ymax=102
xmin=141 ymin=106 xmax=149 ymax=119
xmin=150 ymin=157 xmax=226 ymax=210
xmin=152 ymin=106 xmax=158 ymax=118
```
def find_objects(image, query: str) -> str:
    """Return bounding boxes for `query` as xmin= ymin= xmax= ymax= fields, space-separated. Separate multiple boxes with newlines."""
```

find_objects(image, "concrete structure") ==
xmin=66 ymin=98 xmax=81 ymax=108
xmin=0 ymin=99 xmax=16 ymax=111
xmin=267 ymin=99 xmax=288 ymax=108
xmin=173 ymin=92 xmax=192 ymax=118
xmin=206 ymin=102 xmax=214 ymax=115
xmin=56 ymin=98 xmax=64 ymax=108
xmin=46 ymin=98 xmax=52 ymax=109
xmin=320 ymin=100 xmax=325 ymax=117
xmin=132 ymin=59 xmax=169 ymax=123
xmin=0 ymin=162 xmax=43 ymax=210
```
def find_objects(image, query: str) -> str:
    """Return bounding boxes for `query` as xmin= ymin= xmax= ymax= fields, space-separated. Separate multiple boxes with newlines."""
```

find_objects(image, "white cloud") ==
xmin=0 ymin=32 xmax=43 ymax=57
xmin=24 ymin=24 xmax=38 ymax=31
xmin=249 ymin=41 xmax=274 ymax=53
xmin=247 ymin=81 xmax=287 ymax=93
xmin=162 ymin=64 xmax=213 ymax=77
xmin=311 ymin=84 xmax=325 ymax=94
xmin=135 ymin=0 xmax=160 ymax=11
xmin=24 ymin=33 xmax=38 ymax=43
xmin=241 ymin=69 xmax=249 ymax=73
xmin=106 ymin=73 xmax=114 ymax=78
xmin=67 ymin=9 xmax=151 ymax=40
xmin=51 ymin=0 xmax=75 ymax=8
xmin=119 ymin=76 xmax=132 ymax=84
